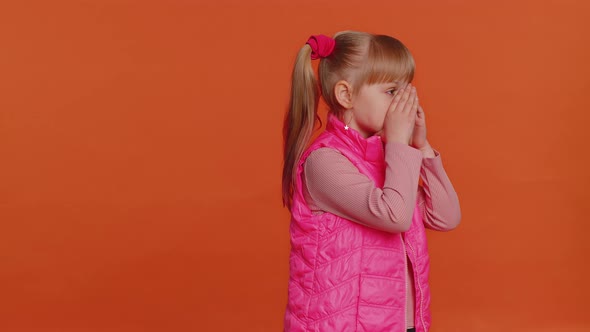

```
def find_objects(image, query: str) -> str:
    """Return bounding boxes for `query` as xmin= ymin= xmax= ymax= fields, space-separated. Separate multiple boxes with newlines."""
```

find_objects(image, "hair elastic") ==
xmin=306 ymin=34 xmax=335 ymax=60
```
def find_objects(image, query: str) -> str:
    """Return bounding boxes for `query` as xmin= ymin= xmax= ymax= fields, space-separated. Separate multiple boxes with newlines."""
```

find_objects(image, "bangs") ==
xmin=357 ymin=35 xmax=415 ymax=86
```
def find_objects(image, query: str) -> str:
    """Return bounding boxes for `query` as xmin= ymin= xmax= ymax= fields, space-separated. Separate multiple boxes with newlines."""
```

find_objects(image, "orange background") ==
xmin=1 ymin=1 xmax=589 ymax=331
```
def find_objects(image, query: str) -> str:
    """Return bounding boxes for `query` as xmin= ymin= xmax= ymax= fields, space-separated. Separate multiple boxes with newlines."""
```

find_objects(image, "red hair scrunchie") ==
xmin=306 ymin=34 xmax=335 ymax=60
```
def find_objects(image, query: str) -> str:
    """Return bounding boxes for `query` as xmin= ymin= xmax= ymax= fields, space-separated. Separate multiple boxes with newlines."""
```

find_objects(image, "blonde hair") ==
xmin=282 ymin=31 xmax=415 ymax=209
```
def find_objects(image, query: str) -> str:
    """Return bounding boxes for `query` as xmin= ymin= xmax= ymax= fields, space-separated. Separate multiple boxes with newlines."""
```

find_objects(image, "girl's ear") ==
xmin=334 ymin=80 xmax=354 ymax=109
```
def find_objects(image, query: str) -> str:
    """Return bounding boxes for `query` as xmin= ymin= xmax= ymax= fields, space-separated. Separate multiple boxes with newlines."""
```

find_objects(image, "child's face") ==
xmin=351 ymin=81 xmax=405 ymax=137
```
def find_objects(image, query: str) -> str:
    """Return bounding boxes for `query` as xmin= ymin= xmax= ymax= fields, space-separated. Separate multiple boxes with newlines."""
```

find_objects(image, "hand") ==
xmin=379 ymin=82 xmax=419 ymax=145
xmin=409 ymin=103 xmax=429 ymax=150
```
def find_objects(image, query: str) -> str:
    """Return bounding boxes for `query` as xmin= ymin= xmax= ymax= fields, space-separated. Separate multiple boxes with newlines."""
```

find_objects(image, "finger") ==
xmin=396 ymin=83 xmax=413 ymax=113
xmin=388 ymin=84 xmax=408 ymax=112
xmin=406 ymin=94 xmax=419 ymax=120
xmin=402 ymin=87 xmax=417 ymax=114
xmin=417 ymin=105 xmax=425 ymax=118
xmin=410 ymin=92 xmax=419 ymax=116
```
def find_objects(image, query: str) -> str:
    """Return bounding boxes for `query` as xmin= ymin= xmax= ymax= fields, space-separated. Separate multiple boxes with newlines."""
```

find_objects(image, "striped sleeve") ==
xmin=417 ymin=148 xmax=462 ymax=231
xmin=302 ymin=142 xmax=423 ymax=233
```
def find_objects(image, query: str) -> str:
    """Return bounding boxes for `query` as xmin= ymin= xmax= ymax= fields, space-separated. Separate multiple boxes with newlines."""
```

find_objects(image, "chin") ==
xmin=370 ymin=126 xmax=384 ymax=136
xmin=367 ymin=129 xmax=380 ymax=137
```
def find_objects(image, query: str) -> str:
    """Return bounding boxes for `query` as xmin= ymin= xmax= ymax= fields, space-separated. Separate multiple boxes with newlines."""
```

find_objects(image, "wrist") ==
xmin=386 ymin=136 xmax=409 ymax=145
xmin=419 ymin=144 xmax=435 ymax=158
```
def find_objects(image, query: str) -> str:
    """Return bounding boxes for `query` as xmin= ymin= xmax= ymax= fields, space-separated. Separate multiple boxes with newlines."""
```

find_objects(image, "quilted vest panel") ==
xmin=284 ymin=113 xmax=432 ymax=332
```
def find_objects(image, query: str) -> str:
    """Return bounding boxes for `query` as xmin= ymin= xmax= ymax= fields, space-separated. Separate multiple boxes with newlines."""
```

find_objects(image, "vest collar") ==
xmin=325 ymin=112 xmax=384 ymax=163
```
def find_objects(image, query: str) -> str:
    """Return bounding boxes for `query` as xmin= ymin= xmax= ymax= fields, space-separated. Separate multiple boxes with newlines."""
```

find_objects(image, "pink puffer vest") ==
xmin=284 ymin=113 xmax=432 ymax=332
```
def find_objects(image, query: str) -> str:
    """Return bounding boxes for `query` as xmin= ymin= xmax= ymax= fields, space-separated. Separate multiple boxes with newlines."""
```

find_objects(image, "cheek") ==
xmin=371 ymin=99 xmax=391 ymax=128
xmin=354 ymin=95 xmax=390 ymax=130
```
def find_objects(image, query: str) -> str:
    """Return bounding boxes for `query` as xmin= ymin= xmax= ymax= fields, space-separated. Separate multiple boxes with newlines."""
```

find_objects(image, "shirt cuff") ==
xmin=422 ymin=147 xmax=442 ymax=167
xmin=385 ymin=141 xmax=424 ymax=161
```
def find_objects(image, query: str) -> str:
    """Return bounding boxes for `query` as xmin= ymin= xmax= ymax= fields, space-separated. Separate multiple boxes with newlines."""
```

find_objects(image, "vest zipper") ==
xmin=406 ymin=239 xmax=427 ymax=332
xmin=401 ymin=233 xmax=408 ymax=332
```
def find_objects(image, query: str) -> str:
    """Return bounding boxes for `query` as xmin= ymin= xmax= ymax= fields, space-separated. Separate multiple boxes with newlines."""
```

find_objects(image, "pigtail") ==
xmin=282 ymin=44 xmax=320 ymax=210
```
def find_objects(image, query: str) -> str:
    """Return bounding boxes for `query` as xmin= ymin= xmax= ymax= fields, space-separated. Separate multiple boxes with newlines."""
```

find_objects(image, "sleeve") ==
xmin=302 ymin=142 xmax=423 ymax=233
xmin=417 ymin=148 xmax=462 ymax=231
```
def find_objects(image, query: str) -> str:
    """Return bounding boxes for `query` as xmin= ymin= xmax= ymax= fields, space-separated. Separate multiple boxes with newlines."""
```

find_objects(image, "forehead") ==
xmin=357 ymin=81 xmax=398 ymax=95
xmin=370 ymin=81 xmax=406 ymax=88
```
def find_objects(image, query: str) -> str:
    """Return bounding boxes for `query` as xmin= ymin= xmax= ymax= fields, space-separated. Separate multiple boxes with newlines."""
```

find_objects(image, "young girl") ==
xmin=282 ymin=31 xmax=462 ymax=332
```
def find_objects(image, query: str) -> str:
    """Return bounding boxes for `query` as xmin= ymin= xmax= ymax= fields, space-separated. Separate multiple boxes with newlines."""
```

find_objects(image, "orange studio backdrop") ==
xmin=0 ymin=0 xmax=588 ymax=331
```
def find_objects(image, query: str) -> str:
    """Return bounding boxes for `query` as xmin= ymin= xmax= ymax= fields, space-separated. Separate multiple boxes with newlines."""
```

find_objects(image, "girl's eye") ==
xmin=386 ymin=89 xmax=397 ymax=95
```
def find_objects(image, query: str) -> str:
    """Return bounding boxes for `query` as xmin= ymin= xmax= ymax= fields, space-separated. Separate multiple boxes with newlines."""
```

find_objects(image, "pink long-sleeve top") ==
xmin=301 ymin=141 xmax=461 ymax=329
